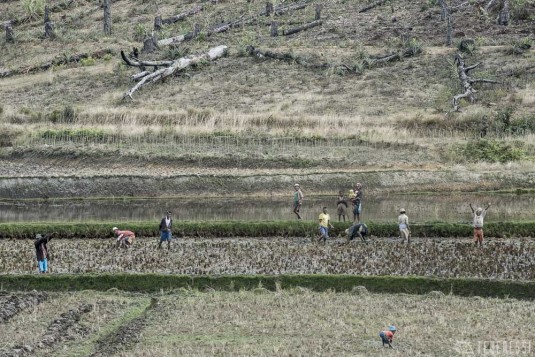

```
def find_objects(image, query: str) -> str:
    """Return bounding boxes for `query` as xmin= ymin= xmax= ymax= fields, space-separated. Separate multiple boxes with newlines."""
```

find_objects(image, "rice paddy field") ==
xmin=1 ymin=237 xmax=534 ymax=279
xmin=0 ymin=289 xmax=533 ymax=356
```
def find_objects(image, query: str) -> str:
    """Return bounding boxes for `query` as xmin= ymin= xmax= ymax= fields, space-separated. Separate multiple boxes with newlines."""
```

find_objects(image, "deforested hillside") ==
xmin=0 ymin=0 xmax=534 ymax=195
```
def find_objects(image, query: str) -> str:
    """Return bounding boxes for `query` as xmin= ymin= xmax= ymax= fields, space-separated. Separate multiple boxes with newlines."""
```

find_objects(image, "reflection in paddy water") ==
xmin=1 ymin=194 xmax=534 ymax=224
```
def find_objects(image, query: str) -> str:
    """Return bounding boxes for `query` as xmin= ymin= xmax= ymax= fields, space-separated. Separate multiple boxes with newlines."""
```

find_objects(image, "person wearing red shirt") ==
xmin=112 ymin=227 xmax=135 ymax=248
xmin=379 ymin=325 xmax=397 ymax=348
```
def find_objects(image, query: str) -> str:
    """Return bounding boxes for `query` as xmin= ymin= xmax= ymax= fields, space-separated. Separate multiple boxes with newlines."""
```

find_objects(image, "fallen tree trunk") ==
xmin=247 ymin=44 xmax=422 ymax=73
xmin=122 ymin=45 xmax=228 ymax=100
xmin=282 ymin=20 xmax=322 ymax=36
xmin=365 ymin=46 xmax=422 ymax=66
xmin=157 ymin=0 xmax=311 ymax=47
xmin=358 ymin=0 xmax=387 ymax=13
xmin=452 ymin=53 xmax=498 ymax=111
xmin=0 ymin=49 xmax=115 ymax=78
xmin=161 ymin=5 xmax=203 ymax=26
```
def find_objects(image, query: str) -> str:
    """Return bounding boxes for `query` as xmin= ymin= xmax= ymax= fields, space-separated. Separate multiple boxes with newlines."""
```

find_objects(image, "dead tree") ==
xmin=44 ymin=21 xmax=55 ymax=39
xmin=446 ymin=11 xmax=453 ymax=46
xmin=161 ymin=5 xmax=203 ymax=26
xmin=358 ymin=0 xmax=387 ymax=13
xmin=270 ymin=21 xmax=278 ymax=36
xmin=266 ymin=1 xmax=274 ymax=16
xmin=142 ymin=34 xmax=158 ymax=53
xmin=365 ymin=46 xmax=422 ymax=66
xmin=121 ymin=45 xmax=228 ymax=100
xmin=438 ymin=1 xmax=453 ymax=46
xmin=282 ymin=20 xmax=322 ymax=36
xmin=103 ymin=0 xmax=112 ymax=35
xmin=498 ymin=0 xmax=509 ymax=25
xmin=438 ymin=0 xmax=447 ymax=20
xmin=44 ymin=5 xmax=50 ymax=24
xmin=5 ymin=23 xmax=14 ymax=43
xmin=156 ymin=0 xmax=311 ymax=47
xmin=315 ymin=4 xmax=322 ymax=20
xmin=247 ymin=45 xmax=422 ymax=74
xmin=154 ymin=15 xmax=162 ymax=31
xmin=452 ymin=53 xmax=499 ymax=111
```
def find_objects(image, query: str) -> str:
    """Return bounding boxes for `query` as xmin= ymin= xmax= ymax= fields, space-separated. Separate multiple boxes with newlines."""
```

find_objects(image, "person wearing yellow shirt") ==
xmin=318 ymin=207 xmax=334 ymax=243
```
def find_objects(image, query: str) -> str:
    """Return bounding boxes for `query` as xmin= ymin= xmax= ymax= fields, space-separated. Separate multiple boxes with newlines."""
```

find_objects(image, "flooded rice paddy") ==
xmin=0 ymin=193 xmax=534 ymax=223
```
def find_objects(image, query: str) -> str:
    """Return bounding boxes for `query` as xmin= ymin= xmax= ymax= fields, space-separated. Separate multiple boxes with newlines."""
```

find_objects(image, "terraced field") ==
xmin=0 ymin=290 xmax=533 ymax=356
xmin=1 ymin=237 xmax=534 ymax=279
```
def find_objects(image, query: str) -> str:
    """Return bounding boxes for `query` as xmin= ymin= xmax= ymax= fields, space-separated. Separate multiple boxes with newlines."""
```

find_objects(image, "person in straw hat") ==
xmin=398 ymin=208 xmax=411 ymax=243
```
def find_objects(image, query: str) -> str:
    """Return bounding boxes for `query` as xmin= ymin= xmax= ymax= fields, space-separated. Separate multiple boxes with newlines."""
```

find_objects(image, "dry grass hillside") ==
xmin=0 ymin=0 xmax=534 ymax=181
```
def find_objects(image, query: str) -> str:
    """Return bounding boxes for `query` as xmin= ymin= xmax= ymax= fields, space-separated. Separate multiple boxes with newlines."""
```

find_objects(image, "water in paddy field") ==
xmin=1 ymin=193 xmax=534 ymax=224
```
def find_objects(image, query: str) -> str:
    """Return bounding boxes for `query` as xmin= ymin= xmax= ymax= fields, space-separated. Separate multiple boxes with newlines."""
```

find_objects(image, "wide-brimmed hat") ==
xmin=35 ymin=234 xmax=43 ymax=239
xmin=399 ymin=208 xmax=406 ymax=213
xmin=294 ymin=183 xmax=300 ymax=187
xmin=112 ymin=227 xmax=119 ymax=232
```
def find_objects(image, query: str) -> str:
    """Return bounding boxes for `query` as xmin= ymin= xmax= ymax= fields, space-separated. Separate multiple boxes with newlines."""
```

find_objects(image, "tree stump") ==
xmin=266 ymin=2 xmax=273 ymax=16
xmin=270 ymin=21 xmax=278 ymax=36
xmin=5 ymin=24 xmax=14 ymax=43
xmin=44 ymin=5 xmax=50 ymax=24
xmin=446 ymin=12 xmax=453 ymax=46
xmin=44 ymin=22 xmax=55 ymax=39
xmin=142 ymin=35 xmax=158 ymax=53
xmin=315 ymin=4 xmax=322 ymax=20
xmin=498 ymin=0 xmax=509 ymax=25
xmin=103 ymin=0 xmax=112 ymax=35
xmin=154 ymin=15 xmax=162 ymax=31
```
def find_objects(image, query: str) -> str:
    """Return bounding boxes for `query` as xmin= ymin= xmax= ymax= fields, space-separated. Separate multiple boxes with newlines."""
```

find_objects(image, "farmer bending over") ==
xmin=379 ymin=325 xmax=397 ymax=348
xmin=112 ymin=227 xmax=135 ymax=248
xmin=345 ymin=222 xmax=369 ymax=243
xmin=470 ymin=203 xmax=491 ymax=246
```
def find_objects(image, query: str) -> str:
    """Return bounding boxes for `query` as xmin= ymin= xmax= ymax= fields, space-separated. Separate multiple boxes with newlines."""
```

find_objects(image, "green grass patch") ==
xmin=1 ymin=221 xmax=534 ymax=239
xmin=0 ymin=274 xmax=534 ymax=300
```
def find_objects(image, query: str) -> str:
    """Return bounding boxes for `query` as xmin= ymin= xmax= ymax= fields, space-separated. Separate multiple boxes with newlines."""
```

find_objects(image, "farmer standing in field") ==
xmin=158 ymin=211 xmax=173 ymax=250
xmin=34 ymin=233 xmax=52 ymax=274
xmin=112 ymin=227 xmax=135 ymax=248
xmin=318 ymin=206 xmax=334 ymax=243
xmin=292 ymin=184 xmax=304 ymax=220
xmin=398 ymin=208 xmax=411 ymax=243
xmin=352 ymin=182 xmax=363 ymax=222
xmin=379 ymin=325 xmax=397 ymax=348
xmin=470 ymin=203 xmax=491 ymax=246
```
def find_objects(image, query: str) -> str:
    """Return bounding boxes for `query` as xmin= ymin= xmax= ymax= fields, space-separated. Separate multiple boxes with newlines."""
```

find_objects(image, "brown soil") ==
xmin=0 ymin=291 xmax=48 ymax=324
xmin=90 ymin=298 xmax=158 ymax=357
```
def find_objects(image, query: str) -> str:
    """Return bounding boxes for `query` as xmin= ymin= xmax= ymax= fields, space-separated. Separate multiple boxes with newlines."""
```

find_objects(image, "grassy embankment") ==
xmin=1 ymin=274 xmax=535 ymax=300
xmin=0 ymin=0 xmax=533 ymax=171
xmin=1 ymin=220 xmax=534 ymax=238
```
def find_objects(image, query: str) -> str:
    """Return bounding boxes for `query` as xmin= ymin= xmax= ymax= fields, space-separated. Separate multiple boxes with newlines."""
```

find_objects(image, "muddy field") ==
xmin=0 ymin=290 xmax=533 ymax=357
xmin=1 ymin=237 xmax=534 ymax=279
